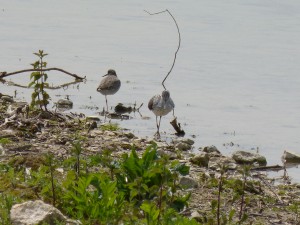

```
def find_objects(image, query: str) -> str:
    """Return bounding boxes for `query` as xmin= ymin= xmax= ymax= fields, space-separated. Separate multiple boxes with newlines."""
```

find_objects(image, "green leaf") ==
xmin=211 ymin=199 xmax=218 ymax=211
xmin=228 ymin=209 xmax=235 ymax=221
xmin=28 ymin=81 xmax=35 ymax=88
xmin=172 ymin=162 xmax=190 ymax=176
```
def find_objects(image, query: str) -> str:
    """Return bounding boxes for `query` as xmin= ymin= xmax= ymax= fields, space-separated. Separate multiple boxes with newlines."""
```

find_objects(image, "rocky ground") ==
xmin=1 ymin=95 xmax=300 ymax=225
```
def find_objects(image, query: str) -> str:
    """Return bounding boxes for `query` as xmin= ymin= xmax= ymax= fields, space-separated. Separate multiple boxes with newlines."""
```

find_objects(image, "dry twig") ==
xmin=0 ymin=68 xmax=85 ymax=80
xmin=144 ymin=9 xmax=181 ymax=90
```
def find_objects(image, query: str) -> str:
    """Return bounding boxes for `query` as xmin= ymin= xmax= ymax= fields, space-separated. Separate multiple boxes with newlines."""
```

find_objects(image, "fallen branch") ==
xmin=0 ymin=68 xmax=86 ymax=80
xmin=170 ymin=117 xmax=185 ymax=136
xmin=251 ymin=164 xmax=283 ymax=171
xmin=145 ymin=9 xmax=181 ymax=90
xmin=0 ymin=78 xmax=84 ymax=90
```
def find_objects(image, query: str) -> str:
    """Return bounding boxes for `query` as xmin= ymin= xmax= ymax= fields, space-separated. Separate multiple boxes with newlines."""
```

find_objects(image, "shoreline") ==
xmin=1 ymin=97 xmax=300 ymax=224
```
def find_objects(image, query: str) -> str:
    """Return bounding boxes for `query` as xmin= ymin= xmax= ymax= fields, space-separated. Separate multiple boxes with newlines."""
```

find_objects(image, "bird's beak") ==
xmin=102 ymin=73 xmax=108 ymax=77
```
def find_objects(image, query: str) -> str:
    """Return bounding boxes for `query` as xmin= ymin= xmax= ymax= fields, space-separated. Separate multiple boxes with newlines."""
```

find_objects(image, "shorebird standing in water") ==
xmin=148 ymin=90 xmax=175 ymax=136
xmin=97 ymin=69 xmax=121 ymax=112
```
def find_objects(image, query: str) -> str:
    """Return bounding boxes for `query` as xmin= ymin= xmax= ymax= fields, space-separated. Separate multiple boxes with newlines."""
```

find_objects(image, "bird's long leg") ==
xmin=155 ymin=116 xmax=160 ymax=137
xmin=158 ymin=116 xmax=162 ymax=134
xmin=105 ymin=95 xmax=108 ymax=112
xmin=156 ymin=116 xmax=159 ymax=132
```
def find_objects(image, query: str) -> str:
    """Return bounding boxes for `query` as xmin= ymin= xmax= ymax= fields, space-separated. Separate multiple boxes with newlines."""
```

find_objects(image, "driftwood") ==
xmin=0 ymin=68 xmax=86 ymax=90
xmin=144 ymin=9 xmax=181 ymax=90
xmin=1 ymin=79 xmax=84 ymax=90
xmin=170 ymin=117 xmax=185 ymax=136
xmin=0 ymin=68 xmax=85 ymax=80
xmin=251 ymin=164 xmax=284 ymax=171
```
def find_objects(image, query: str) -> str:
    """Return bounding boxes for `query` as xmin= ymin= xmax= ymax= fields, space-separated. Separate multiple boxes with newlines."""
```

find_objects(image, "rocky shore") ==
xmin=1 ymin=96 xmax=300 ymax=225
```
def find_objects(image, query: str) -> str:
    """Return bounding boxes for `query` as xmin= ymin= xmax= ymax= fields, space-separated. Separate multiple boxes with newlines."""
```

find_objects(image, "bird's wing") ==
xmin=148 ymin=96 xmax=155 ymax=110
xmin=98 ymin=77 xmax=121 ymax=91
xmin=148 ymin=94 xmax=161 ymax=110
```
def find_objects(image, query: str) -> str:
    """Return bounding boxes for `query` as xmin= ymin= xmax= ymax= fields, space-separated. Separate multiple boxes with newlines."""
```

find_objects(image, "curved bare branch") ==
xmin=144 ymin=9 xmax=181 ymax=90
xmin=0 ymin=68 xmax=86 ymax=80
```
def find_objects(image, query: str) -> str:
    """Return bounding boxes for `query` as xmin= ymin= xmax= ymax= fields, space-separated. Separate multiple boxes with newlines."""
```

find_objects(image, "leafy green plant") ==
xmin=100 ymin=123 xmax=120 ymax=131
xmin=118 ymin=144 xmax=190 ymax=223
xmin=45 ymin=153 xmax=57 ymax=206
xmin=28 ymin=50 xmax=50 ymax=111
xmin=71 ymin=141 xmax=83 ymax=180
xmin=0 ymin=194 xmax=19 ymax=225
xmin=63 ymin=173 xmax=125 ymax=224
xmin=237 ymin=165 xmax=251 ymax=222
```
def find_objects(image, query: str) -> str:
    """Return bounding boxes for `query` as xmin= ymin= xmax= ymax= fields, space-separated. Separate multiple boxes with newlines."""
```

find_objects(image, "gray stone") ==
xmin=202 ymin=145 xmax=221 ymax=155
xmin=157 ymin=149 xmax=178 ymax=160
xmin=208 ymin=156 xmax=237 ymax=170
xmin=1 ymin=95 xmax=14 ymax=103
xmin=232 ymin=150 xmax=267 ymax=166
xmin=181 ymin=138 xmax=195 ymax=146
xmin=179 ymin=176 xmax=198 ymax=189
xmin=123 ymin=132 xmax=135 ymax=139
xmin=10 ymin=200 xmax=81 ymax=225
xmin=176 ymin=142 xmax=192 ymax=151
xmin=57 ymin=99 xmax=73 ymax=108
xmin=173 ymin=138 xmax=195 ymax=146
xmin=190 ymin=152 xmax=209 ymax=167
xmin=86 ymin=116 xmax=101 ymax=122
xmin=282 ymin=150 xmax=300 ymax=164
xmin=190 ymin=211 xmax=201 ymax=222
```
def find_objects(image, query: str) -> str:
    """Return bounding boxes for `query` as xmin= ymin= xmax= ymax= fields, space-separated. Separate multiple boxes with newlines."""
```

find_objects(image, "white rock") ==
xmin=10 ymin=200 xmax=81 ymax=225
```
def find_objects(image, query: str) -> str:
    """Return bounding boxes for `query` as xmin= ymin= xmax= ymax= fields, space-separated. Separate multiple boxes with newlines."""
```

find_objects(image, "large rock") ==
xmin=232 ymin=150 xmax=267 ymax=166
xmin=282 ymin=150 xmax=300 ymax=164
xmin=57 ymin=99 xmax=73 ymax=110
xmin=179 ymin=176 xmax=199 ymax=189
xmin=190 ymin=152 xmax=209 ymax=167
xmin=10 ymin=200 xmax=80 ymax=225
xmin=208 ymin=156 xmax=237 ymax=170
xmin=202 ymin=145 xmax=221 ymax=155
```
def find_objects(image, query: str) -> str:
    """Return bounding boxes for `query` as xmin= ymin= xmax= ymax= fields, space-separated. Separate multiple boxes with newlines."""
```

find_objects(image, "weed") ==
xmin=100 ymin=123 xmax=120 ymax=131
xmin=28 ymin=50 xmax=50 ymax=111
xmin=0 ymin=138 xmax=12 ymax=145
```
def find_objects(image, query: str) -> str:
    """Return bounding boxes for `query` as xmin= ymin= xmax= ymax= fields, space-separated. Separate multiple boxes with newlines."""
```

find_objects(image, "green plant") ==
xmin=0 ymin=138 xmax=12 ymax=145
xmin=63 ymin=173 xmax=125 ymax=224
xmin=0 ymin=194 xmax=19 ymax=225
xmin=45 ymin=153 xmax=57 ymax=206
xmin=28 ymin=50 xmax=50 ymax=111
xmin=71 ymin=141 xmax=83 ymax=180
xmin=118 ymin=144 xmax=190 ymax=223
xmin=237 ymin=165 xmax=251 ymax=222
xmin=100 ymin=123 xmax=120 ymax=131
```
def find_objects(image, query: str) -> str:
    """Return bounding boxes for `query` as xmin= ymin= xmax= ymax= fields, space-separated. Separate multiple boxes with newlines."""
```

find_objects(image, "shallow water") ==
xmin=1 ymin=0 xmax=300 ymax=181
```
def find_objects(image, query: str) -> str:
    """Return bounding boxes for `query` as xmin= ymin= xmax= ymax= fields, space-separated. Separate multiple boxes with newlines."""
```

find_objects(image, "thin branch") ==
xmin=0 ymin=68 xmax=86 ymax=80
xmin=144 ymin=9 xmax=181 ymax=90
xmin=0 ymin=79 xmax=84 ymax=90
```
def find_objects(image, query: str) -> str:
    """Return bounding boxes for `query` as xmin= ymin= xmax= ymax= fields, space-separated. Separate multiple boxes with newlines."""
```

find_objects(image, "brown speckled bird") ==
xmin=148 ymin=90 xmax=175 ymax=136
xmin=97 ymin=69 xmax=121 ymax=112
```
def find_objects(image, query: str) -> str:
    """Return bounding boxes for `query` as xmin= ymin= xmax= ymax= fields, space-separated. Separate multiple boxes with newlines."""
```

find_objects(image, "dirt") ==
xmin=1 ymin=97 xmax=300 ymax=225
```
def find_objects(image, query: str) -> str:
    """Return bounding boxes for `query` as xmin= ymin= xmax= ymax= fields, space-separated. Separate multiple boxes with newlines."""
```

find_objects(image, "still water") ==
xmin=1 ymin=0 xmax=300 ymax=180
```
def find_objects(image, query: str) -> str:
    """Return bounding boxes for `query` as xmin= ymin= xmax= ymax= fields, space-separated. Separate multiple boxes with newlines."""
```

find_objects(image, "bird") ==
xmin=97 ymin=69 xmax=121 ymax=112
xmin=148 ymin=90 xmax=175 ymax=136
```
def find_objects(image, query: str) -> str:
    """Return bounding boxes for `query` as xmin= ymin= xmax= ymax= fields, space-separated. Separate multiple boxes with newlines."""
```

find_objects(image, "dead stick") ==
xmin=170 ymin=117 xmax=185 ymax=136
xmin=0 ymin=79 xmax=83 ymax=90
xmin=0 ymin=68 xmax=85 ymax=80
xmin=251 ymin=164 xmax=283 ymax=171
xmin=144 ymin=9 xmax=181 ymax=90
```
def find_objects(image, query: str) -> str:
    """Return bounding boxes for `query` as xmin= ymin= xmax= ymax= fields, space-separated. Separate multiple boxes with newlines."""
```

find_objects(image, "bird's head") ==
xmin=162 ymin=90 xmax=170 ymax=100
xmin=103 ymin=69 xmax=117 ymax=77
